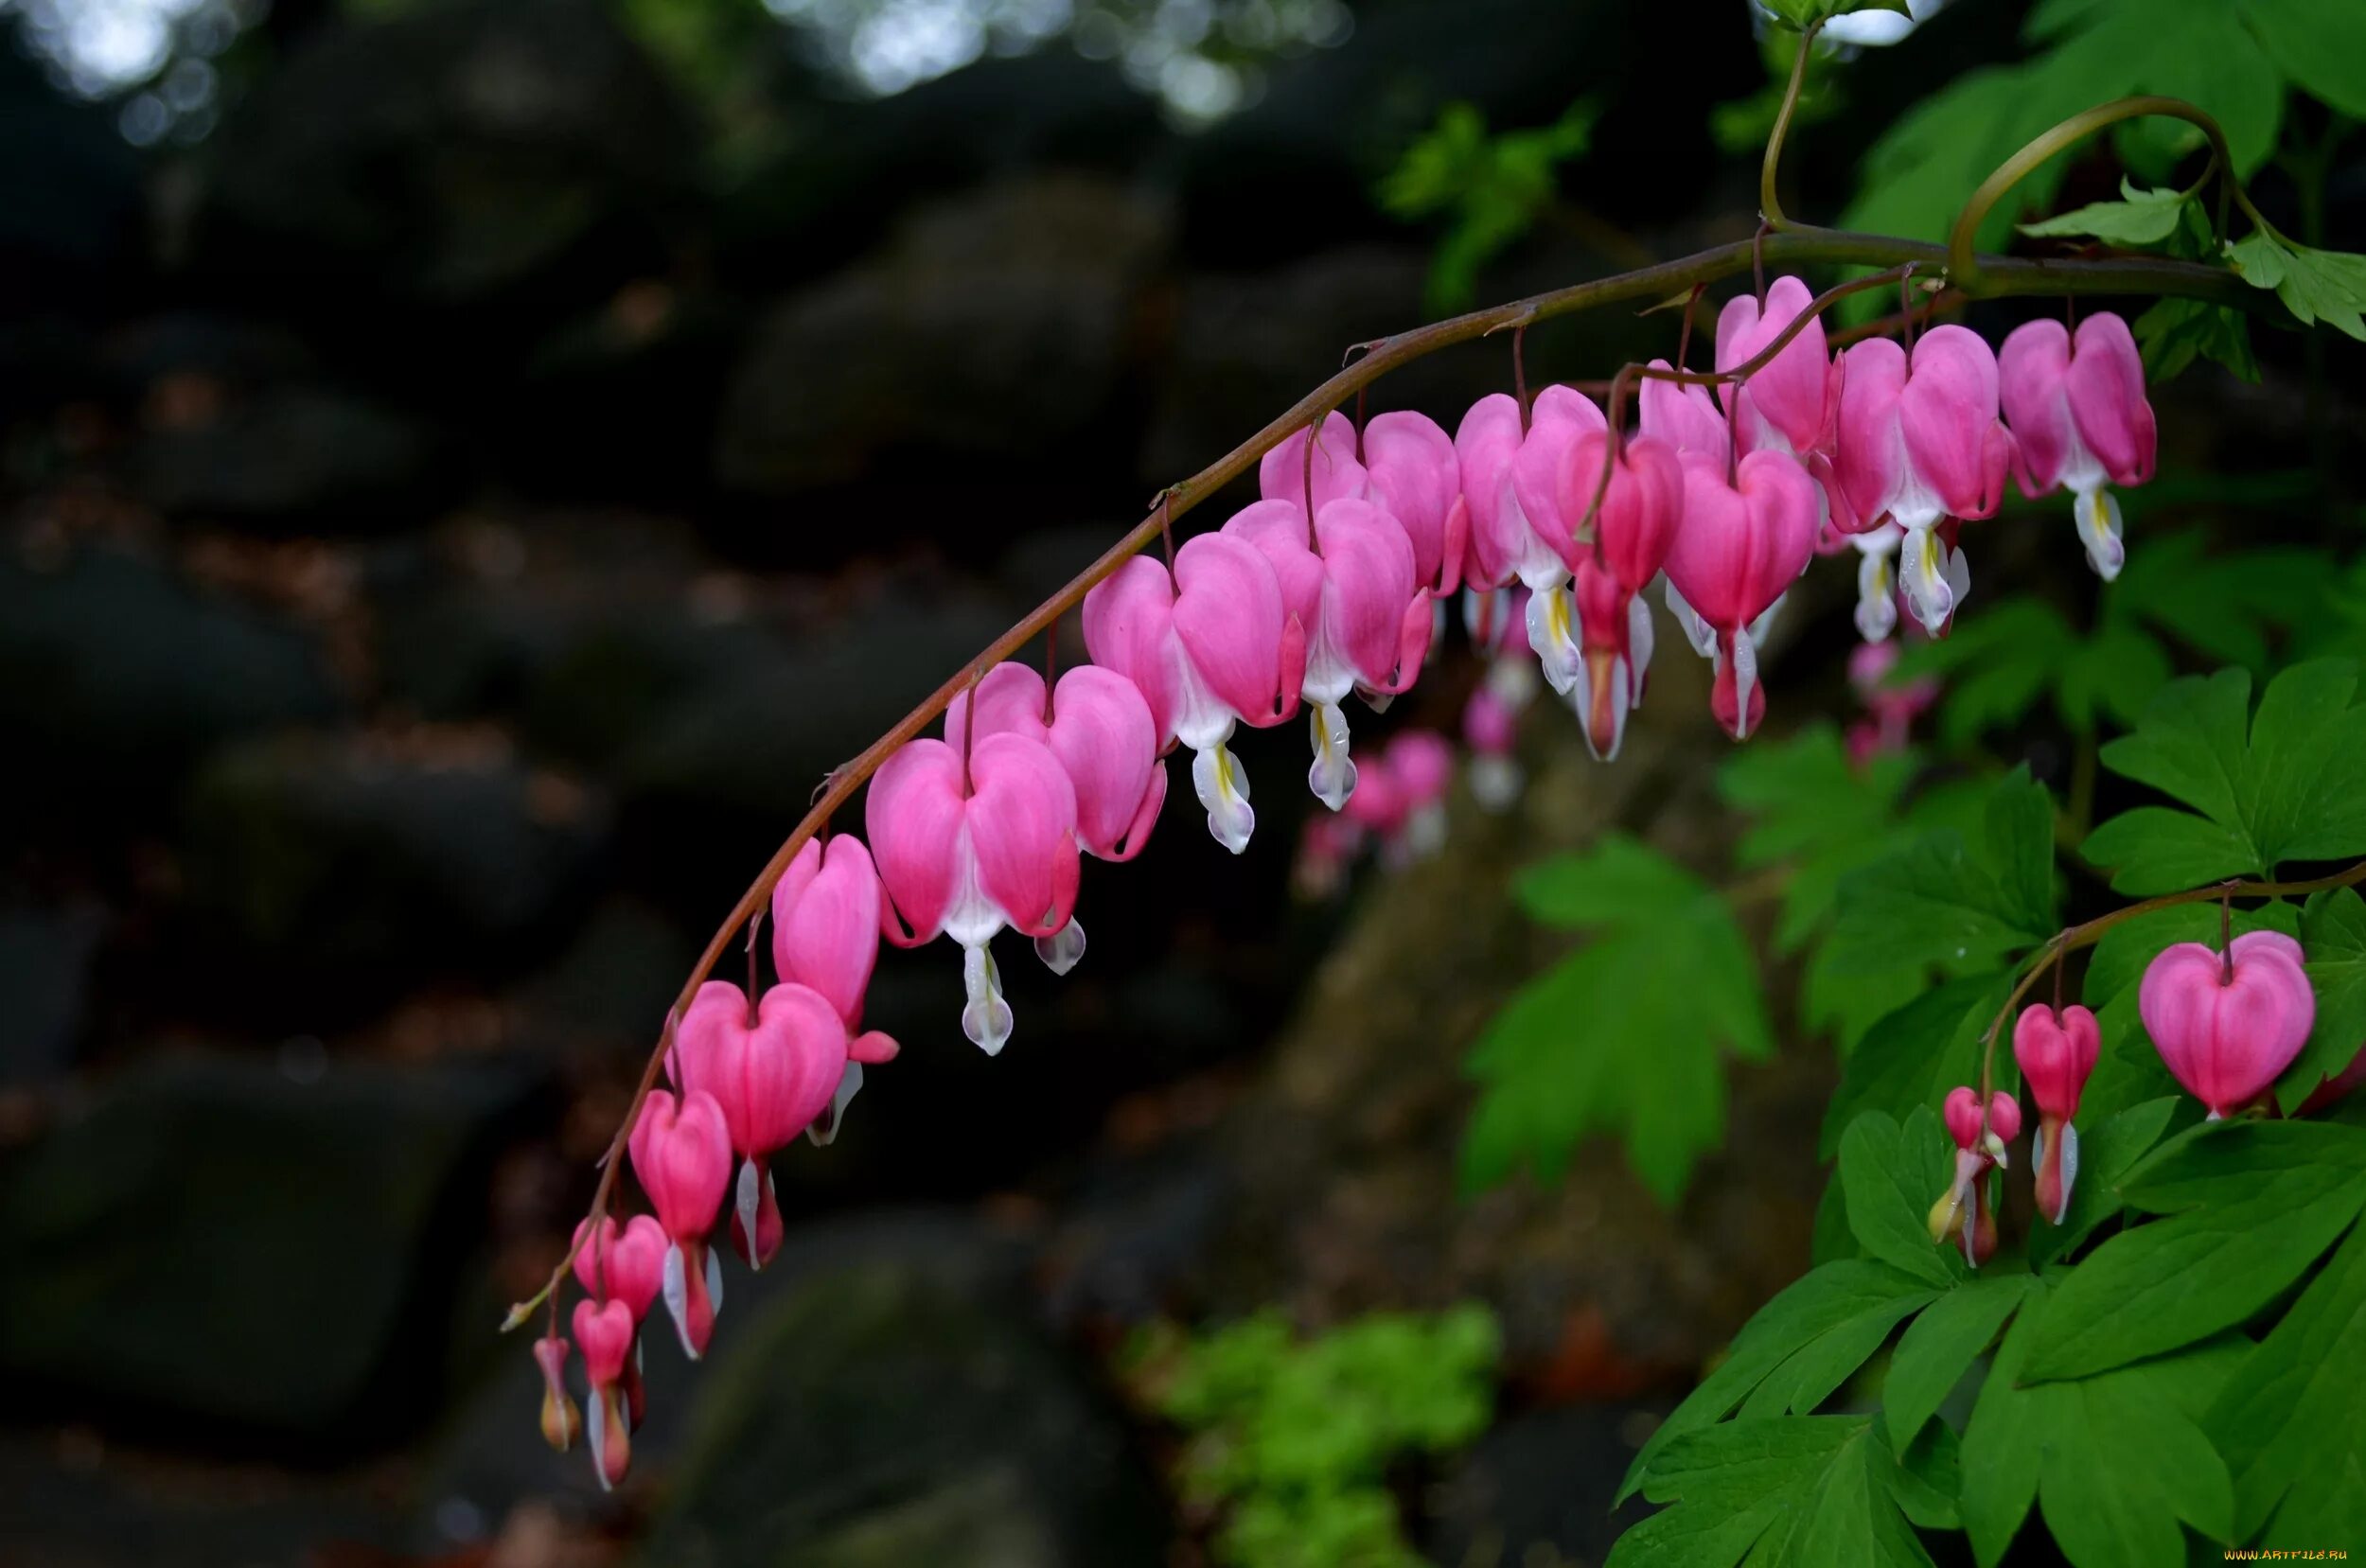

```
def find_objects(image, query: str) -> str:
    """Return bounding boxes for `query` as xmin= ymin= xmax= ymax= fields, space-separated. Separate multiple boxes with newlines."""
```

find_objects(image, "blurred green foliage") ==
xmin=1123 ymin=1306 xmax=1499 ymax=1568
xmin=1375 ymin=100 xmax=1598 ymax=314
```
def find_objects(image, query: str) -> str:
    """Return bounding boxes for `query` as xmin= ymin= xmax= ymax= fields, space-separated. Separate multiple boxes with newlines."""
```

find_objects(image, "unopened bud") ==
xmin=532 ymin=1336 xmax=578 ymax=1453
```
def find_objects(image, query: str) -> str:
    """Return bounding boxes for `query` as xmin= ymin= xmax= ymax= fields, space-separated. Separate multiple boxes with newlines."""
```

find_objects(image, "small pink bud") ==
xmin=2013 ymin=1004 xmax=2100 ymax=1122
xmin=2139 ymin=931 xmax=2317 ymax=1119
xmin=573 ymin=1299 xmax=636 ymax=1489
xmin=627 ymin=1087 xmax=732 ymax=1359
xmin=534 ymin=1334 xmax=579 ymax=1453
xmin=1943 ymin=1085 xmax=2022 ymax=1153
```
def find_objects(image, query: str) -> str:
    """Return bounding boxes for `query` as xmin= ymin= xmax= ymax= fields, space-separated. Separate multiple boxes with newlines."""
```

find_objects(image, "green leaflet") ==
xmin=2209 ymin=1212 xmax=2366 ymax=1545
xmin=1882 ymin=1274 xmax=2033 ymax=1449
xmin=2229 ymin=228 xmax=2366 ymax=341
xmin=2021 ymin=1120 xmax=2366 ymax=1381
xmin=2019 ymin=178 xmax=2194 ymax=245
xmin=1825 ymin=769 xmax=2057 ymax=976
xmin=1839 ymin=1107 xmax=1963 ymax=1288
xmin=1616 ymin=1260 xmax=1938 ymax=1503
xmin=1462 ymin=837 xmax=1772 ymax=1203
xmin=2082 ymin=660 xmax=2366 ymax=893
xmin=1960 ymin=1280 xmax=2242 ymax=1568
xmin=1612 ymin=1418 xmax=1936 ymax=1568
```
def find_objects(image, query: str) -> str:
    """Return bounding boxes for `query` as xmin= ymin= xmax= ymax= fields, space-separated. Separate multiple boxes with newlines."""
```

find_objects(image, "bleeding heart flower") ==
xmin=945 ymin=660 xmax=1167 ymax=975
xmin=1462 ymin=666 xmax=1527 ymax=812
xmin=1225 ymin=497 xmax=1430 ymax=810
xmin=572 ymin=1214 xmax=668 ymax=1324
xmin=1386 ymin=729 xmax=1455 ymax=856
xmin=2140 ymin=930 xmax=2317 ymax=1119
xmin=1260 ymin=410 xmax=1368 ymax=520
xmin=1457 ymin=390 xmax=1613 ymax=699
xmin=627 ymin=1087 xmax=732 ymax=1360
xmin=1929 ymin=1086 xmax=2022 ymax=1266
xmin=1830 ymin=327 xmax=2012 ymax=635
xmin=1361 ymin=410 xmax=1468 ymax=597
xmin=572 ymin=1297 xmax=637 ymax=1489
xmin=1082 ymin=539 xmax=1306 ymax=854
xmin=1662 ymin=449 xmax=1818 ymax=740
xmin=1715 ymin=276 xmax=1841 ymax=459
xmin=2013 ymin=1002 xmax=2101 ymax=1224
xmin=769 ymin=833 xmax=900 ymax=1142
xmin=867 ymin=731 xmax=1080 ymax=1056
xmin=1999 ymin=312 xmax=2156 ymax=582
xmin=1638 ymin=360 xmax=1732 ymax=465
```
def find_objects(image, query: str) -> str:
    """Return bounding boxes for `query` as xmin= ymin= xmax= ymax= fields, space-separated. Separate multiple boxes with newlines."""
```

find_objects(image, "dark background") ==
xmin=0 ymin=2 xmax=2352 ymax=1565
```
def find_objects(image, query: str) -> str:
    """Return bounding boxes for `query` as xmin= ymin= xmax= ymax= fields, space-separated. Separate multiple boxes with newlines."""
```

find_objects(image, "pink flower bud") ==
xmin=868 ymin=731 xmax=1081 ymax=1053
xmin=1999 ymin=312 xmax=2154 ymax=582
xmin=1715 ymin=276 xmax=1840 ymax=458
xmin=1663 ymin=449 xmax=1818 ymax=740
xmin=1944 ymin=1085 xmax=2022 ymax=1152
xmin=1933 ymin=1085 xmax=2020 ymax=1266
xmin=1361 ymin=410 xmax=1466 ymax=594
xmin=2139 ymin=930 xmax=2317 ymax=1119
xmin=534 ymin=1334 xmax=579 ymax=1453
xmin=770 ymin=834 xmax=888 ymax=1035
xmin=572 ymin=1214 xmax=668 ymax=1323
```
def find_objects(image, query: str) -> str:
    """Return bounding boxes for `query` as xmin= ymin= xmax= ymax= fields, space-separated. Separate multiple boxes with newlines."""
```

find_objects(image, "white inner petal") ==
xmin=1526 ymin=585 xmax=1583 ymax=697
xmin=961 ymin=942 xmax=1015 ymax=1055
xmin=1033 ymin=916 xmax=1087 ymax=977
xmin=1192 ymin=742 xmax=1257 ymax=854
xmin=1307 ymin=701 xmax=1357 ymax=810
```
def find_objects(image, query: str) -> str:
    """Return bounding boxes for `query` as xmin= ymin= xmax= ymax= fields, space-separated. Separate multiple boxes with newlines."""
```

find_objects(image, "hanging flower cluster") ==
xmin=1926 ymin=919 xmax=2323 ymax=1269
xmin=530 ymin=285 xmax=2163 ymax=1483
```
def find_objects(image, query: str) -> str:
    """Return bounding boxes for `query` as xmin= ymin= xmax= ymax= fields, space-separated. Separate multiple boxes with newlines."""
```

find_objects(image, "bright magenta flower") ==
xmin=1830 ymin=327 xmax=2013 ymax=636
xmin=945 ymin=661 xmax=1167 ymax=974
xmin=1663 ymin=449 xmax=1818 ymax=740
xmin=1083 ymin=540 xmax=1306 ymax=855
xmin=2140 ymin=931 xmax=2317 ymax=1119
xmin=1715 ymin=276 xmax=1840 ymax=459
xmin=867 ymin=731 xmax=1080 ymax=1055
xmin=1999 ymin=312 xmax=2156 ymax=581
xmin=675 ymin=979 xmax=893 ymax=1267
xmin=1361 ymin=410 xmax=1468 ymax=597
xmin=2013 ymin=1002 xmax=2101 ymax=1224
xmin=627 ymin=1087 xmax=731 ymax=1360
xmin=1225 ymin=497 xmax=1430 ymax=810
xmin=572 ymin=1213 xmax=667 ymax=1326
xmin=1457 ymin=389 xmax=1610 ymax=698
xmin=769 ymin=834 xmax=898 ymax=1139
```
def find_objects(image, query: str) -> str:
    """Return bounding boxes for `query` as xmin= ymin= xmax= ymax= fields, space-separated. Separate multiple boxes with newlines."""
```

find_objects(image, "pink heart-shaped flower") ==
xmin=2139 ymin=931 xmax=2317 ymax=1118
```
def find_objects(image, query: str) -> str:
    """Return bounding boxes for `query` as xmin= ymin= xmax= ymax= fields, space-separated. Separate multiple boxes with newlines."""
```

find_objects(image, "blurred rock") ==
xmin=177 ymin=731 xmax=609 ymax=991
xmin=121 ymin=384 xmax=440 ymax=528
xmin=0 ymin=1050 xmax=544 ymax=1439
xmin=0 ymin=542 xmax=342 ymax=802
xmin=0 ymin=899 xmax=106 ymax=1084
xmin=715 ymin=175 xmax=1174 ymax=496
xmin=634 ymin=1244 xmax=1163 ymax=1568
xmin=195 ymin=0 xmax=693 ymax=308
xmin=507 ymin=897 xmax=697 ymax=1058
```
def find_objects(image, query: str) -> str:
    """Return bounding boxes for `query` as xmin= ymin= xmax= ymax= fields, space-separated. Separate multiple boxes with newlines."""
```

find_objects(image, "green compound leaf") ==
xmin=1466 ymin=837 xmax=1773 ymax=1204
xmin=2022 ymin=1120 xmax=2366 ymax=1382
xmin=1960 ymin=1280 xmax=2241 ymax=1568
xmin=1616 ymin=1260 xmax=1939 ymax=1503
xmin=2082 ymin=661 xmax=2366 ymax=892
xmin=1613 ymin=1417 xmax=1937 ymax=1568
xmin=2136 ymin=293 xmax=2261 ymax=381
xmin=2209 ymin=1210 xmax=2366 ymax=1546
xmin=2229 ymin=228 xmax=2366 ymax=341
xmin=2237 ymin=0 xmax=2366 ymax=118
